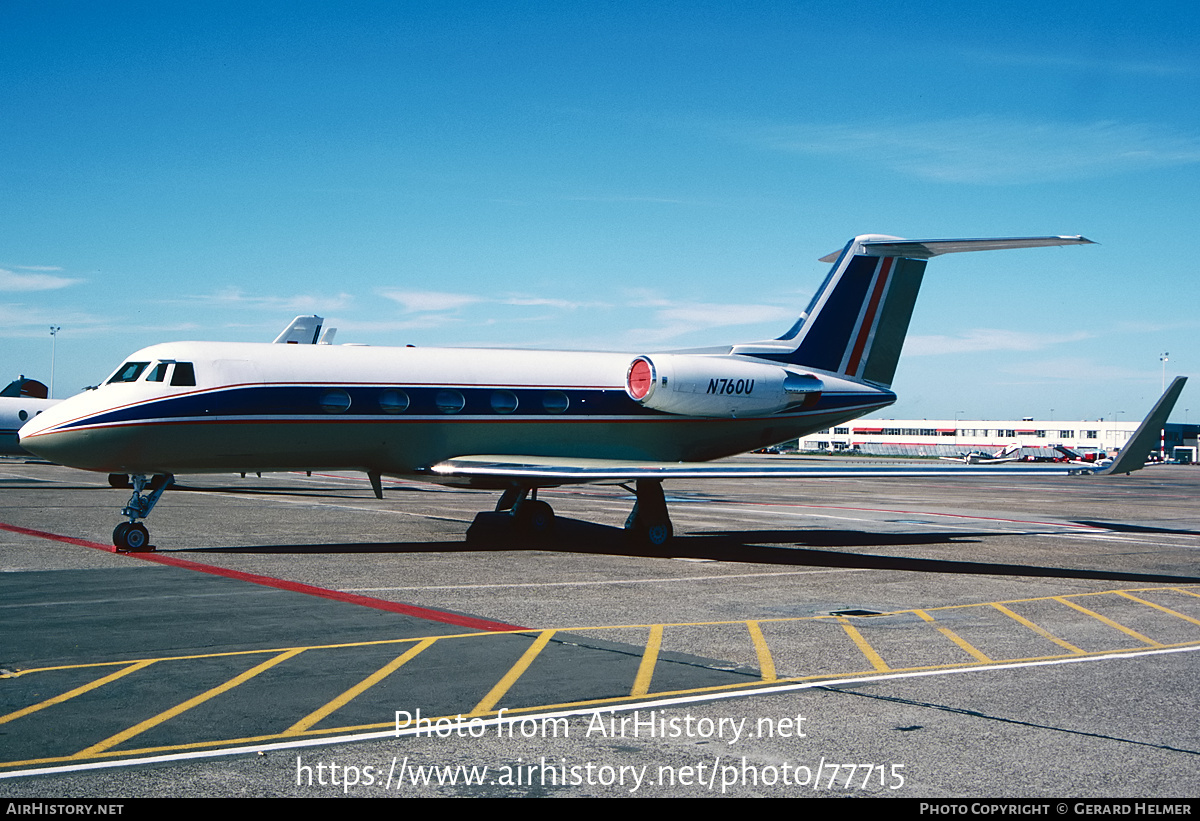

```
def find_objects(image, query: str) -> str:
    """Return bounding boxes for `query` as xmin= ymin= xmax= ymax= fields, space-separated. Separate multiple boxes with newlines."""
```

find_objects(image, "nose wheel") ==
xmin=113 ymin=474 xmax=172 ymax=551
xmin=112 ymin=521 xmax=151 ymax=551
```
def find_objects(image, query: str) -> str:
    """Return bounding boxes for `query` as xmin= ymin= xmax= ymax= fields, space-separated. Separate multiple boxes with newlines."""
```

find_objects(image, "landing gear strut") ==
xmin=624 ymin=479 xmax=674 ymax=547
xmin=466 ymin=480 xmax=676 ymax=548
xmin=113 ymin=473 xmax=173 ymax=551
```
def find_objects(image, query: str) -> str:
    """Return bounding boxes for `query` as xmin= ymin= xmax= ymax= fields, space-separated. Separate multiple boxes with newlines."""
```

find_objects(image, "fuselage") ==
xmin=18 ymin=340 xmax=895 ymax=478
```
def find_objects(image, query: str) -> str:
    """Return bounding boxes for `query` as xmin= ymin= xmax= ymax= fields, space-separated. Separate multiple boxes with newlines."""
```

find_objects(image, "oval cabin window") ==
xmin=320 ymin=389 xmax=352 ymax=414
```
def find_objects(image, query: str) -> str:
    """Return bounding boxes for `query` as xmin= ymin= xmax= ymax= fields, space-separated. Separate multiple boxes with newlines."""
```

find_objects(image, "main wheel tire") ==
xmin=108 ymin=474 xmax=131 ymax=489
xmin=112 ymin=522 xmax=130 ymax=547
xmin=514 ymin=500 xmax=555 ymax=537
xmin=643 ymin=520 xmax=673 ymax=547
xmin=627 ymin=517 xmax=673 ymax=548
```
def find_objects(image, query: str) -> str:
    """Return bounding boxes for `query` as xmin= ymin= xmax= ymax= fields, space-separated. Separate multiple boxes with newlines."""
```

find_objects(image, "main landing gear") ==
xmin=466 ymin=487 xmax=556 ymax=543
xmin=465 ymin=479 xmax=675 ymax=547
xmin=623 ymin=479 xmax=674 ymax=547
xmin=113 ymin=473 xmax=173 ymax=551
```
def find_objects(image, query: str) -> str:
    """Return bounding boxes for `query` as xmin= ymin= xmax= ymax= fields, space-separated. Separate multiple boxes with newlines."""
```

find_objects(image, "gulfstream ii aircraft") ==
xmin=19 ymin=234 xmax=1186 ymax=552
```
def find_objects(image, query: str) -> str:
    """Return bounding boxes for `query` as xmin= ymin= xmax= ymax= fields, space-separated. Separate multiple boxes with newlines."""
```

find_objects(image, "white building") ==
xmin=795 ymin=417 xmax=1140 ymax=458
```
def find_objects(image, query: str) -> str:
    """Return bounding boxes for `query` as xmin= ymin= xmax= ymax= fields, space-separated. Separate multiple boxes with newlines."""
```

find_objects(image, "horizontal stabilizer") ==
xmin=819 ymin=235 xmax=1093 ymax=263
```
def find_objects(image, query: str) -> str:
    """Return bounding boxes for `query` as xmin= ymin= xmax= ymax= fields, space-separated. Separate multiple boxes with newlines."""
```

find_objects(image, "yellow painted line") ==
xmin=1172 ymin=587 xmax=1200 ymax=600
xmin=914 ymin=610 xmax=992 ymax=663
xmin=991 ymin=604 xmax=1084 ymax=654
xmin=72 ymin=649 xmax=306 ymax=758
xmin=469 ymin=630 xmax=556 ymax=717
xmin=284 ymin=638 xmax=437 ymax=735
xmin=836 ymin=617 xmax=889 ymax=671
xmin=0 ymin=661 xmax=157 ymax=726
xmin=746 ymin=621 xmax=777 ymax=682
xmin=1053 ymin=597 xmax=1162 ymax=647
xmin=1117 ymin=592 xmax=1200 ymax=627
xmin=12 ymin=640 xmax=1200 ymax=769
xmin=631 ymin=625 xmax=664 ymax=696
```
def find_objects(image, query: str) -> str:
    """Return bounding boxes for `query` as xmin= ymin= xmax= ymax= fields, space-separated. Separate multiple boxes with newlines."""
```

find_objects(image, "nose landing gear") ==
xmin=113 ymin=473 xmax=173 ymax=551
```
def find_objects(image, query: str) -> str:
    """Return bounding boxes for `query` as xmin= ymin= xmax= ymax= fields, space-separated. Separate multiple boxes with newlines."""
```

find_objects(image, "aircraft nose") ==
xmin=18 ymin=398 xmax=84 ymax=462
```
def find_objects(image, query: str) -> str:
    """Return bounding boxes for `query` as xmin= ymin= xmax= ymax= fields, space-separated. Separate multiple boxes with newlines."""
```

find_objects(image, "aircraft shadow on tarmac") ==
xmin=181 ymin=516 xmax=1200 ymax=585
xmin=170 ymin=482 xmax=464 ymax=503
xmin=1073 ymin=520 xmax=1200 ymax=537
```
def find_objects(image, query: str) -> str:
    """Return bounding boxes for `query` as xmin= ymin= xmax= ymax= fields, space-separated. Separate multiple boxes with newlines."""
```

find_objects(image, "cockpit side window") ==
xmin=146 ymin=362 xmax=170 ymax=382
xmin=107 ymin=362 xmax=150 ymax=384
xmin=170 ymin=362 xmax=196 ymax=386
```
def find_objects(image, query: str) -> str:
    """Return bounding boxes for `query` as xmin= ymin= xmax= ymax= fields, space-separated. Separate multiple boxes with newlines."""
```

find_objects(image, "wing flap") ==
xmin=427 ymin=454 xmax=1089 ymax=485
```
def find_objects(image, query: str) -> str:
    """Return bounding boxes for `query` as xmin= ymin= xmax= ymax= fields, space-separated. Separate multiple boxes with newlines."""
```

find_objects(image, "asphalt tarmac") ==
xmin=1 ymin=456 xmax=1198 ymax=798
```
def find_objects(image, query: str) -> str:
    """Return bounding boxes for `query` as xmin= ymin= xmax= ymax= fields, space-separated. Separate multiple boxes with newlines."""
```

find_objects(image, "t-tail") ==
xmin=735 ymin=235 xmax=1094 ymax=386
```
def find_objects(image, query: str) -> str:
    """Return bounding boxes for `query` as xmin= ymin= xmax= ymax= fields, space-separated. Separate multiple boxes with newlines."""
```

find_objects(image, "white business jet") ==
xmin=19 ymin=234 xmax=1186 ymax=552
xmin=0 ymin=377 xmax=59 ymax=456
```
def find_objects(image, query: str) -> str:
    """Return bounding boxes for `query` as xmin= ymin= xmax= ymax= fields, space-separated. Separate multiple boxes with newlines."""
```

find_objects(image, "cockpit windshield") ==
xmin=105 ymin=360 xmax=197 ymax=387
xmin=106 ymin=362 xmax=150 ymax=384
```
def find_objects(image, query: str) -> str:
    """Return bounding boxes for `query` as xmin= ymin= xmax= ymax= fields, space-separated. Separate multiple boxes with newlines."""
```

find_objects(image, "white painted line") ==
xmin=344 ymin=567 xmax=872 ymax=593
xmin=6 ymin=643 xmax=1197 ymax=780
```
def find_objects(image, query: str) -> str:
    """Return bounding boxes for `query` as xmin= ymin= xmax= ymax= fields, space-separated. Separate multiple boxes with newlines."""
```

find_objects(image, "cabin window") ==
xmin=379 ymin=389 xmax=409 ymax=413
xmin=18 ymin=410 xmax=27 ymax=422
xmin=107 ymin=362 xmax=150 ymax=384
xmin=436 ymin=390 xmax=465 ymax=414
xmin=171 ymin=362 xmax=196 ymax=386
xmin=319 ymin=389 xmax=352 ymax=413
xmin=490 ymin=390 xmax=518 ymax=414
xmin=542 ymin=391 xmax=569 ymax=414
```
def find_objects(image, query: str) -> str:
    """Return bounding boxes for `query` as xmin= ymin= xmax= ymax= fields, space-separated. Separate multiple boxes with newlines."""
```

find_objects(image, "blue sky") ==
xmin=2 ymin=1 xmax=1196 ymax=422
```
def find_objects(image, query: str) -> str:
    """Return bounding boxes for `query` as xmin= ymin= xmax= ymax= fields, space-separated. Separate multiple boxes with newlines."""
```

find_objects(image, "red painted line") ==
xmin=0 ymin=522 xmax=525 ymax=632
xmin=0 ymin=522 xmax=116 ymax=551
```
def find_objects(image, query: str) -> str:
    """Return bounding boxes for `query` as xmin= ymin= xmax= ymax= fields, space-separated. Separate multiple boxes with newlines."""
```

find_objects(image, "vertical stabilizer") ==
xmin=735 ymin=234 xmax=1093 ymax=387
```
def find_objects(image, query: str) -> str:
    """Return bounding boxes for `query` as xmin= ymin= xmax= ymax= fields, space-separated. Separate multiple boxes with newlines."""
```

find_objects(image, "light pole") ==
xmin=1160 ymin=352 xmax=1170 ymax=459
xmin=49 ymin=326 xmax=61 ymax=399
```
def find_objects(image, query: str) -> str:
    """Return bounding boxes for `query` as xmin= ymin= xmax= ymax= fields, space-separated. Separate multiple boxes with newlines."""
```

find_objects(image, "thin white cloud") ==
xmin=500 ymin=295 xmax=607 ymax=310
xmin=960 ymin=48 xmax=1196 ymax=77
xmin=378 ymin=289 xmax=483 ymax=313
xmin=906 ymin=328 xmax=1093 ymax=355
xmin=747 ymin=116 xmax=1200 ymax=184
xmin=657 ymin=302 xmax=795 ymax=327
xmin=182 ymin=287 xmax=355 ymax=312
xmin=0 ymin=268 xmax=83 ymax=291
xmin=998 ymin=357 xmax=1157 ymax=383
xmin=625 ymin=301 xmax=797 ymax=345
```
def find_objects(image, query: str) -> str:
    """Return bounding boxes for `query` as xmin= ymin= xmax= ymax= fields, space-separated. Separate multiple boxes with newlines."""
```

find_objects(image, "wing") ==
xmin=427 ymin=377 xmax=1186 ymax=487
xmin=426 ymin=454 xmax=1120 ymax=488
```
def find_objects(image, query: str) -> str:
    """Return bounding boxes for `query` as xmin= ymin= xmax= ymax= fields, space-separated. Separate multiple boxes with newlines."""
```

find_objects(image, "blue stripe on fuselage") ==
xmin=46 ymin=384 xmax=892 ymax=431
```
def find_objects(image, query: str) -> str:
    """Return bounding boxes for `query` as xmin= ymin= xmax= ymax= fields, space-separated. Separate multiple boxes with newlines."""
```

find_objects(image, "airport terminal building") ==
xmin=792 ymin=418 xmax=1199 ymax=461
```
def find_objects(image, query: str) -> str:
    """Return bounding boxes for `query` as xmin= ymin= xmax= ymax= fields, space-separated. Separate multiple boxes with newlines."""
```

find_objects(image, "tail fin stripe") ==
xmin=844 ymin=256 xmax=895 ymax=376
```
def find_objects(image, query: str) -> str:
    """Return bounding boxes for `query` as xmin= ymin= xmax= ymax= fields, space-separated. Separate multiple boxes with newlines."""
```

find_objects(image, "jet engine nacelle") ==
xmin=625 ymin=354 xmax=822 ymax=417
